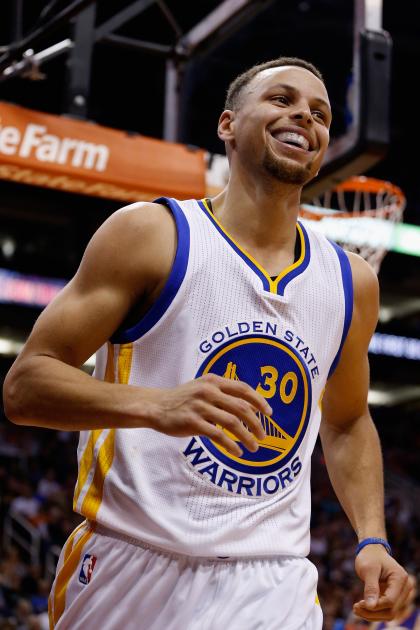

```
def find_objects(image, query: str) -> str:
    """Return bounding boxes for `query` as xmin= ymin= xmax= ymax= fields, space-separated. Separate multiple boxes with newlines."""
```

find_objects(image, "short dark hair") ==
xmin=225 ymin=57 xmax=324 ymax=111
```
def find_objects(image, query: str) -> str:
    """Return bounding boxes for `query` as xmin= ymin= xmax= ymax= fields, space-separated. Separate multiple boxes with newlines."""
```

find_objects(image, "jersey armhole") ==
xmin=110 ymin=197 xmax=190 ymax=344
xmin=327 ymin=241 xmax=354 ymax=378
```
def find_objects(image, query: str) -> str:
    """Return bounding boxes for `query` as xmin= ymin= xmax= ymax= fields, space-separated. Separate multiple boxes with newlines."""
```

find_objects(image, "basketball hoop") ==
xmin=299 ymin=176 xmax=406 ymax=273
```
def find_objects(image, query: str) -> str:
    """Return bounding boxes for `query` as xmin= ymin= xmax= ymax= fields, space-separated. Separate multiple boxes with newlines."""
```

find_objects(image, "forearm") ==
xmin=320 ymin=412 xmax=386 ymax=541
xmin=3 ymin=355 xmax=157 ymax=431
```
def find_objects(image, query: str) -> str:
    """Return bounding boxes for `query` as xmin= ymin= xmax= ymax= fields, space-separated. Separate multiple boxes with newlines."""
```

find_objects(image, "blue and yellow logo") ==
xmin=196 ymin=335 xmax=311 ymax=475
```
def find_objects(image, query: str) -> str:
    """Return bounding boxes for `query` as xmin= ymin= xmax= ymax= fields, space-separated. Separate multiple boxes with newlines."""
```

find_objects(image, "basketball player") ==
xmin=3 ymin=57 xmax=411 ymax=629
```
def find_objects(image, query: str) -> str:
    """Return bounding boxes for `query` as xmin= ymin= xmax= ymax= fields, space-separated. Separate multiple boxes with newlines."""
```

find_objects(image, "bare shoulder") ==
xmin=8 ymin=201 xmax=178 ymax=367
xmin=93 ymin=201 xmax=176 ymax=260
xmin=322 ymin=253 xmax=378 ymax=421
xmin=345 ymin=251 xmax=379 ymax=343
xmin=110 ymin=200 xmax=175 ymax=234
xmin=346 ymin=251 xmax=379 ymax=299
xmin=79 ymin=200 xmax=177 ymax=294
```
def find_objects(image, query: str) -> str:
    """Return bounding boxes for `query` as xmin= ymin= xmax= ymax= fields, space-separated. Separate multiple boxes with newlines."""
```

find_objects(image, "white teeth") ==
xmin=274 ymin=131 xmax=310 ymax=151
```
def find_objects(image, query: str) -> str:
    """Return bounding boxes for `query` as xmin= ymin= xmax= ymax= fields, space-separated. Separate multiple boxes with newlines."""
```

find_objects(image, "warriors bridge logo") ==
xmin=183 ymin=335 xmax=312 ymax=497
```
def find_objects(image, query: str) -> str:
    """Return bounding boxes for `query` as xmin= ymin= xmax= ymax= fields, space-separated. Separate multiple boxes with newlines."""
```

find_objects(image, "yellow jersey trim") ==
xmin=201 ymin=198 xmax=306 ymax=294
xmin=79 ymin=343 xmax=133 ymax=521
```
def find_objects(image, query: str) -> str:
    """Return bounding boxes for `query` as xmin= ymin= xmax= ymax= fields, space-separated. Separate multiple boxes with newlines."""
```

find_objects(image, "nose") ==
xmin=291 ymin=103 xmax=313 ymax=125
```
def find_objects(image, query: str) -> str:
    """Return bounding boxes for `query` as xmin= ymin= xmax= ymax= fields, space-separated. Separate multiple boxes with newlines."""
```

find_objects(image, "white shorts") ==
xmin=49 ymin=521 xmax=322 ymax=630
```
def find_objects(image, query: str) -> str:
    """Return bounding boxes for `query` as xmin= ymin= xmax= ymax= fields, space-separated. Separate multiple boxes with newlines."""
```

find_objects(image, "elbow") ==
xmin=3 ymin=366 xmax=30 ymax=425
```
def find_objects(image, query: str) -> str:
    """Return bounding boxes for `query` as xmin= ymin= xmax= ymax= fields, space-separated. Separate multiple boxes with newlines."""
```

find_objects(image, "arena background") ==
xmin=0 ymin=2 xmax=419 ymax=629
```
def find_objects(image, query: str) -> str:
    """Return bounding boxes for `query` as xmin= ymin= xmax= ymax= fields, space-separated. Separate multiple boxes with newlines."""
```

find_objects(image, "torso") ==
xmin=73 ymin=196 xmax=353 ymax=558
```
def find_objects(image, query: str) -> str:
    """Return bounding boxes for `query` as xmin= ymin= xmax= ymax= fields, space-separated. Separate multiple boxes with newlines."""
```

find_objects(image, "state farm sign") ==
xmin=0 ymin=102 xmax=205 ymax=201
xmin=0 ymin=123 xmax=109 ymax=171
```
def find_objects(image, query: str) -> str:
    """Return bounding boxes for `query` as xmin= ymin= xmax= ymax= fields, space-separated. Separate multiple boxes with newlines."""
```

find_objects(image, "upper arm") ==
xmin=322 ymin=252 xmax=379 ymax=427
xmin=12 ymin=201 xmax=176 ymax=369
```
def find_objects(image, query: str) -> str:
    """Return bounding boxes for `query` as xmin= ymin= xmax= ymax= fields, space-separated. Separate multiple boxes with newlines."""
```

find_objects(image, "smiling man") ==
xmin=4 ymin=57 xmax=411 ymax=629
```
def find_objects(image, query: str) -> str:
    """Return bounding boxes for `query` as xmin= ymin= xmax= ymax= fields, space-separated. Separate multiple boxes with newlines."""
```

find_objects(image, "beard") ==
xmin=262 ymin=145 xmax=314 ymax=185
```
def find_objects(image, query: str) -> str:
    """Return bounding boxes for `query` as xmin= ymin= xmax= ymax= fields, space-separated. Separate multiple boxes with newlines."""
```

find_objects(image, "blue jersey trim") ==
xmin=276 ymin=221 xmax=311 ymax=296
xmin=197 ymin=200 xmax=311 ymax=295
xmin=328 ymin=242 xmax=354 ymax=377
xmin=110 ymin=197 xmax=190 ymax=344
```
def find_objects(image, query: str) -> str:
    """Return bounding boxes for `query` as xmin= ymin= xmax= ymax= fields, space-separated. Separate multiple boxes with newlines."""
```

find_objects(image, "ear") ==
xmin=218 ymin=110 xmax=235 ymax=142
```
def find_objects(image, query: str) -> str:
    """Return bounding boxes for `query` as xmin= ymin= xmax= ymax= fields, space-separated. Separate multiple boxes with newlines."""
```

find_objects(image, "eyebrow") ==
xmin=264 ymin=83 xmax=331 ymax=112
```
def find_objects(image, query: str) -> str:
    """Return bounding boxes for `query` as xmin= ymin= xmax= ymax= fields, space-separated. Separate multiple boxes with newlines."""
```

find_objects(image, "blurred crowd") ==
xmin=0 ymin=421 xmax=419 ymax=630
xmin=0 ymin=424 xmax=81 ymax=629
xmin=310 ymin=448 xmax=420 ymax=629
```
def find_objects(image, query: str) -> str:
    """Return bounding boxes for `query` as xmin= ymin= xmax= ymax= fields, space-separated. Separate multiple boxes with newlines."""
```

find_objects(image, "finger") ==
xmin=355 ymin=596 xmax=393 ymax=612
xmin=361 ymin=565 xmax=381 ymax=609
xmin=382 ymin=571 xmax=409 ymax=609
xmin=391 ymin=579 xmax=414 ymax=615
xmin=363 ymin=573 xmax=409 ymax=611
xmin=196 ymin=420 xmax=243 ymax=457
xmin=352 ymin=604 xmax=393 ymax=622
xmin=216 ymin=392 xmax=266 ymax=442
xmin=217 ymin=377 xmax=273 ymax=416
xmin=354 ymin=585 xmax=412 ymax=618
xmin=203 ymin=407 xmax=260 ymax=452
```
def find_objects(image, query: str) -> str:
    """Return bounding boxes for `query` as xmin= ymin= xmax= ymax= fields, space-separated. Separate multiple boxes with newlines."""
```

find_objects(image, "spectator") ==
xmin=26 ymin=612 xmax=49 ymax=630
xmin=0 ymin=548 xmax=27 ymax=592
xmin=14 ymin=598 xmax=32 ymax=630
xmin=29 ymin=578 xmax=49 ymax=616
xmin=36 ymin=470 xmax=60 ymax=502
xmin=9 ymin=484 xmax=40 ymax=523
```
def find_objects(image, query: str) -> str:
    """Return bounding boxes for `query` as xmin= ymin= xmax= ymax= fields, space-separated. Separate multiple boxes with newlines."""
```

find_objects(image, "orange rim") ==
xmin=300 ymin=176 xmax=406 ymax=220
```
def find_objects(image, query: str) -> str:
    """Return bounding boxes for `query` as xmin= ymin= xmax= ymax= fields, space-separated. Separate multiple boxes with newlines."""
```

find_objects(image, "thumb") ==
xmin=363 ymin=567 xmax=381 ymax=608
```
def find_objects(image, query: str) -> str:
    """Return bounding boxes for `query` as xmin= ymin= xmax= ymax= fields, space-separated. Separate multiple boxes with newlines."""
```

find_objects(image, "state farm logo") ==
xmin=0 ymin=122 xmax=109 ymax=172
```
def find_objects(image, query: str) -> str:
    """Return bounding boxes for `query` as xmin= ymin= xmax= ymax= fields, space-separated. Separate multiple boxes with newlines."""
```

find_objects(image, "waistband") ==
xmin=86 ymin=520 xmax=302 ymax=565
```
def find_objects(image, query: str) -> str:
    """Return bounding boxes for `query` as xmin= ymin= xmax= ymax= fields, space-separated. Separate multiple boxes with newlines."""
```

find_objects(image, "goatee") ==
xmin=262 ymin=149 xmax=313 ymax=185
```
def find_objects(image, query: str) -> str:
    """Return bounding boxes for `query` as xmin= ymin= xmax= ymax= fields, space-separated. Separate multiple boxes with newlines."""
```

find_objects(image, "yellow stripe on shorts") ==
xmin=50 ymin=522 xmax=92 ymax=627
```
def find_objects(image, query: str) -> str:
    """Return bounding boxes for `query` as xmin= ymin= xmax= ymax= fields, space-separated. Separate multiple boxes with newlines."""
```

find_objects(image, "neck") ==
xmin=211 ymin=162 xmax=302 ymax=252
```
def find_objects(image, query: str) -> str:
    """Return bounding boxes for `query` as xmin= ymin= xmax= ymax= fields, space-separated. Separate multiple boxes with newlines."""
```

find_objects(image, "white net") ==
xmin=300 ymin=176 xmax=406 ymax=273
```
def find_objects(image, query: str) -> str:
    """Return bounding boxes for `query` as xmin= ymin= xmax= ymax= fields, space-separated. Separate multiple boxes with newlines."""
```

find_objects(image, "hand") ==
xmin=149 ymin=373 xmax=272 ymax=456
xmin=353 ymin=544 xmax=412 ymax=621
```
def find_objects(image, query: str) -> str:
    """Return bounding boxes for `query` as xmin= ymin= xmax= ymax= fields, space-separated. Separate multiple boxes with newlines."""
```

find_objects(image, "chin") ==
xmin=262 ymin=152 xmax=313 ymax=185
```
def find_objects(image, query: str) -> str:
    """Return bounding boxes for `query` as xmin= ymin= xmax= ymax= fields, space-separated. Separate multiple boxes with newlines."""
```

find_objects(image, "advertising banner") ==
xmin=0 ymin=101 xmax=206 ymax=201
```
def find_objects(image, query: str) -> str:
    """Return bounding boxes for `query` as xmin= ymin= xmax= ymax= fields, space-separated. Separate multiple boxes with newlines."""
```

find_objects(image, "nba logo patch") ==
xmin=79 ymin=554 xmax=97 ymax=585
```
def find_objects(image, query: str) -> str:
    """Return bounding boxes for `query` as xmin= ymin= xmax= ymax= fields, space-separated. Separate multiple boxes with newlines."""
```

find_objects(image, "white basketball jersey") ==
xmin=73 ymin=197 xmax=353 ymax=558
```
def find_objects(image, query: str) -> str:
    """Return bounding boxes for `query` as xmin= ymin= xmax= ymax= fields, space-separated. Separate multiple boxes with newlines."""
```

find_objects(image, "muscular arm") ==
xmin=320 ymin=253 xmax=384 ymax=540
xmin=321 ymin=253 xmax=408 ymax=621
xmin=3 ymin=202 xmax=175 ymax=432
xmin=3 ymin=202 xmax=270 ymax=455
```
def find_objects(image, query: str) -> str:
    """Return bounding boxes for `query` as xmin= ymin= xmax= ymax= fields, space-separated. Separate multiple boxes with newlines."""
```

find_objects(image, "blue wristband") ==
xmin=356 ymin=537 xmax=392 ymax=556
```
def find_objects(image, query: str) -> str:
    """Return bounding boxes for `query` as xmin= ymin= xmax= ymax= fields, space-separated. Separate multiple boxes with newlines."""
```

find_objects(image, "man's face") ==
xmin=223 ymin=66 xmax=332 ymax=186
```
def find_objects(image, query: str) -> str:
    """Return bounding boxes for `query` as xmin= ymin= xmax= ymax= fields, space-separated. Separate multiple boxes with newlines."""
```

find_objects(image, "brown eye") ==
xmin=273 ymin=95 xmax=289 ymax=105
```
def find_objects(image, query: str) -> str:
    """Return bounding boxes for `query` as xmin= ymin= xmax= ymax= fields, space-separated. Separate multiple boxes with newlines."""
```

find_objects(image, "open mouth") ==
xmin=270 ymin=130 xmax=312 ymax=152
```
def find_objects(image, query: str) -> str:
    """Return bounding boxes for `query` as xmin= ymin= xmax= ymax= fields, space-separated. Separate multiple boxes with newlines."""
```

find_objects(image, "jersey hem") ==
xmin=88 ymin=520 xmax=307 ymax=563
